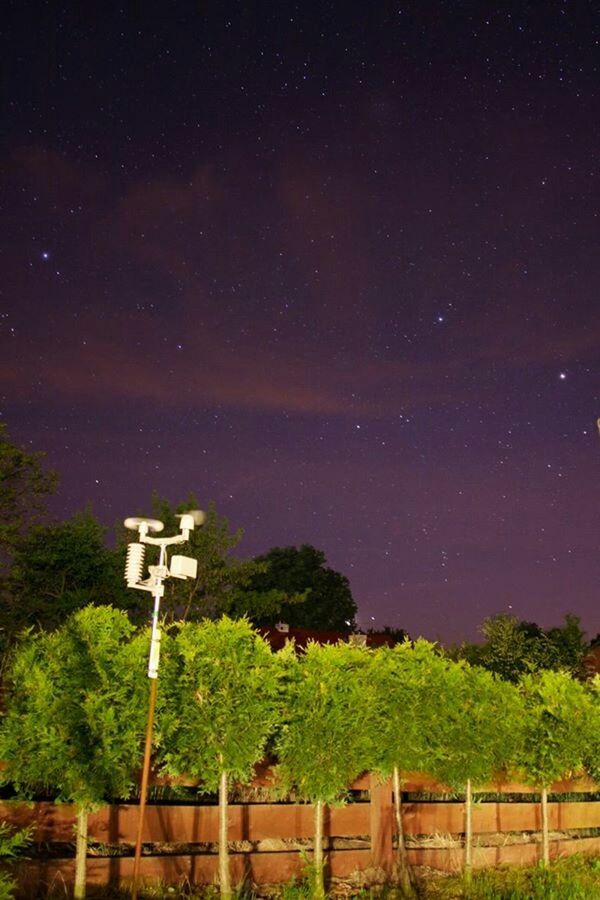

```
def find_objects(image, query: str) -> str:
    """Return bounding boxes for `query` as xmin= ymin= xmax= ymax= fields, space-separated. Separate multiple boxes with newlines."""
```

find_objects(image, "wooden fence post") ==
xmin=370 ymin=774 xmax=393 ymax=873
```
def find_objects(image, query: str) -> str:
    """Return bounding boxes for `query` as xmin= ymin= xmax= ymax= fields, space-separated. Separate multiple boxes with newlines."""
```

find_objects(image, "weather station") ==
xmin=123 ymin=509 xmax=206 ymax=900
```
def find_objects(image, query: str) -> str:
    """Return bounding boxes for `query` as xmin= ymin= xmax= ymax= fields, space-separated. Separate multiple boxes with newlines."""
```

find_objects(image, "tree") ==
xmin=276 ymin=641 xmax=372 ymax=898
xmin=160 ymin=617 xmax=284 ymax=898
xmin=248 ymin=545 xmax=357 ymax=630
xmin=131 ymin=494 xmax=292 ymax=624
xmin=371 ymin=646 xmax=522 ymax=885
xmin=2 ymin=508 xmax=130 ymax=643
xmin=516 ymin=670 xmax=596 ymax=865
xmin=545 ymin=614 xmax=588 ymax=678
xmin=0 ymin=606 xmax=151 ymax=898
xmin=582 ymin=676 xmax=600 ymax=784
xmin=0 ymin=424 xmax=57 ymax=654
xmin=427 ymin=664 xmax=523 ymax=882
xmin=366 ymin=640 xmax=455 ymax=895
xmin=458 ymin=613 xmax=587 ymax=681
xmin=0 ymin=423 xmax=57 ymax=573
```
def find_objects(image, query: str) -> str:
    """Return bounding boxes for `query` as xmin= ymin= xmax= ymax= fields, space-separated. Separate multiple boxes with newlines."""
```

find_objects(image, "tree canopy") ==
xmin=0 ymin=605 xmax=154 ymax=898
xmin=457 ymin=613 xmax=587 ymax=681
xmin=0 ymin=423 xmax=57 ymax=576
xmin=161 ymin=616 xmax=284 ymax=791
xmin=4 ymin=508 xmax=129 ymax=642
xmin=515 ymin=668 xmax=599 ymax=865
xmin=0 ymin=605 xmax=150 ymax=806
xmin=276 ymin=641 xmax=372 ymax=804
xmin=248 ymin=544 xmax=357 ymax=630
xmin=516 ymin=669 xmax=597 ymax=789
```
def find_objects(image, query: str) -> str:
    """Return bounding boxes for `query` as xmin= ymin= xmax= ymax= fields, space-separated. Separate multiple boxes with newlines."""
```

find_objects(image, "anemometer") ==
xmin=123 ymin=509 xmax=205 ymax=677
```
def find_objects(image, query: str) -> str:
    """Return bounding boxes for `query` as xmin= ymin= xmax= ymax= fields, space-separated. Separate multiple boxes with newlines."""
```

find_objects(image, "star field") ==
xmin=1 ymin=1 xmax=599 ymax=641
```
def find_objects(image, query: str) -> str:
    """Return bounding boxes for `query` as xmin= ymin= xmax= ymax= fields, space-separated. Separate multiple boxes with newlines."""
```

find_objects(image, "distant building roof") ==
xmin=258 ymin=624 xmax=404 ymax=652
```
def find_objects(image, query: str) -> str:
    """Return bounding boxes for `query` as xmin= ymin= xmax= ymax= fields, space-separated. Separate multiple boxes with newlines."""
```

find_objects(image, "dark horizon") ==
xmin=2 ymin=2 xmax=599 ymax=643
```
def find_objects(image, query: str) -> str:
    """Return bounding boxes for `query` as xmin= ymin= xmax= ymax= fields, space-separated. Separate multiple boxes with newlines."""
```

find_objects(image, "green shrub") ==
xmin=0 ymin=821 xmax=32 ymax=900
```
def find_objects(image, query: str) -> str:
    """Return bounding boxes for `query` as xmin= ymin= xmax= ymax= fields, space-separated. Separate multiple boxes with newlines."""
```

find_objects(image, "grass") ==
xmin=422 ymin=854 xmax=600 ymax=899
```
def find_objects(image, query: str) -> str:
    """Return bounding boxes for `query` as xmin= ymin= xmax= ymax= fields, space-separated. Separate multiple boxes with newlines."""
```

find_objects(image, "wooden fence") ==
xmin=2 ymin=771 xmax=600 ymax=894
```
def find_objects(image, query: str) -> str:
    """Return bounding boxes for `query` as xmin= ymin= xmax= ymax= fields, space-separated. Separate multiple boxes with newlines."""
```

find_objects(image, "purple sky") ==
xmin=2 ymin=2 xmax=599 ymax=642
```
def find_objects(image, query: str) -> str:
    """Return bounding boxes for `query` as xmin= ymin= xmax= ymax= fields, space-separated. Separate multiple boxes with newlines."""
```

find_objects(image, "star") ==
xmin=41 ymin=251 xmax=50 ymax=260
xmin=559 ymin=372 xmax=567 ymax=380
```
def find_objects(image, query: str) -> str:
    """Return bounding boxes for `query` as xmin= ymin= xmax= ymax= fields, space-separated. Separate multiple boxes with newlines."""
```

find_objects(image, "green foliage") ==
xmin=0 ymin=423 xmax=57 ymax=571
xmin=0 ymin=424 xmax=58 ymax=656
xmin=545 ymin=614 xmax=588 ymax=677
xmin=583 ymin=676 xmax=600 ymax=784
xmin=161 ymin=617 xmax=284 ymax=791
xmin=516 ymin=670 xmax=597 ymax=788
xmin=428 ymin=662 xmax=524 ymax=790
xmin=0 ymin=821 xmax=32 ymax=900
xmin=0 ymin=871 xmax=15 ymax=899
xmin=276 ymin=641 xmax=371 ymax=804
xmin=459 ymin=613 xmax=587 ymax=682
xmin=368 ymin=641 xmax=523 ymax=791
xmin=248 ymin=545 xmax=357 ymax=630
xmin=4 ymin=509 xmax=130 ymax=640
xmin=366 ymin=639 xmax=457 ymax=778
xmin=0 ymin=823 xmax=31 ymax=860
xmin=0 ymin=605 xmax=150 ymax=808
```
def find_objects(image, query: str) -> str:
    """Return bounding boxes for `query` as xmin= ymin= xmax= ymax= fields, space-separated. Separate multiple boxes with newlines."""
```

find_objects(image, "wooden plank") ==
xmin=369 ymin=775 xmax=393 ymax=872
xmin=402 ymin=801 xmax=600 ymax=835
xmin=12 ymin=849 xmax=374 ymax=891
xmin=406 ymin=837 xmax=600 ymax=872
xmin=402 ymin=802 xmax=464 ymax=834
xmin=88 ymin=802 xmax=370 ymax=843
xmin=0 ymin=802 xmax=77 ymax=842
xmin=350 ymin=773 xmax=370 ymax=791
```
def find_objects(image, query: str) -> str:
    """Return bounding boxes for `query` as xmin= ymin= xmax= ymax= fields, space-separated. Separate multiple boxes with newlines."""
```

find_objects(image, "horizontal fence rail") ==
xmin=2 ymin=770 xmax=600 ymax=894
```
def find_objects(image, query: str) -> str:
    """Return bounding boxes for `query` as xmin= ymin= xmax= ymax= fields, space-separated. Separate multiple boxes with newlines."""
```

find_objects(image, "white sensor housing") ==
xmin=170 ymin=555 xmax=198 ymax=579
xmin=125 ymin=542 xmax=146 ymax=585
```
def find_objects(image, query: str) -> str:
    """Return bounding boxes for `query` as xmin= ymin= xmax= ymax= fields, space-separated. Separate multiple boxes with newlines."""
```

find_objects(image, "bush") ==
xmin=0 ymin=821 xmax=31 ymax=900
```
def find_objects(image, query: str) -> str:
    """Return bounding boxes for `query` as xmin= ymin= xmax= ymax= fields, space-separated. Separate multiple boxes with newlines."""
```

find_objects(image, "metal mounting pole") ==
xmin=131 ymin=546 xmax=165 ymax=900
xmin=124 ymin=509 xmax=203 ymax=900
xmin=131 ymin=678 xmax=157 ymax=898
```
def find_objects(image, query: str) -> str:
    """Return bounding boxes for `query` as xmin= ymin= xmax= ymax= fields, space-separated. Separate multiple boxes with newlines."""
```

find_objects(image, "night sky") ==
xmin=2 ymin=2 xmax=599 ymax=642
